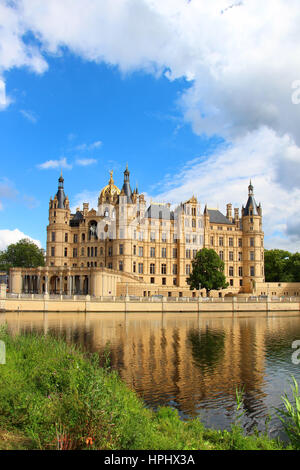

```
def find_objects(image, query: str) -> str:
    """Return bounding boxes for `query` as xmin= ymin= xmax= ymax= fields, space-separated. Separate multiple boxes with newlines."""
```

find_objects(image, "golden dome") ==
xmin=99 ymin=171 xmax=120 ymax=203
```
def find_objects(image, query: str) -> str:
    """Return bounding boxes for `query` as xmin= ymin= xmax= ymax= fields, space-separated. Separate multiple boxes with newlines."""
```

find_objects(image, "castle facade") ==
xmin=10 ymin=166 xmax=265 ymax=297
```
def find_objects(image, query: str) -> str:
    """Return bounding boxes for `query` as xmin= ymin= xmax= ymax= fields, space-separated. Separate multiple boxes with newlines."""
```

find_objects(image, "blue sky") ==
xmin=1 ymin=1 xmax=300 ymax=251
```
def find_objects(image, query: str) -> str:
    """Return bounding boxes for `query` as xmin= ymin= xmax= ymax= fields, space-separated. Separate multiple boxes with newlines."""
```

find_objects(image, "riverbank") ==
xmin=2 ymin=294 xmax=300 ymax=315
xmin=0 ymin=328 xmax=297 ymax=450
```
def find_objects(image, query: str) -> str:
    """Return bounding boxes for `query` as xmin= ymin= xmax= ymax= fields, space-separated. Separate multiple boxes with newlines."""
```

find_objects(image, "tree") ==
xmin=264 ymin=249 xmax=293 ymax=282
xmin=0 ymin=238 xmax=45 ymax=272
xmin=187 ymin=248 xmax=229 ymax=296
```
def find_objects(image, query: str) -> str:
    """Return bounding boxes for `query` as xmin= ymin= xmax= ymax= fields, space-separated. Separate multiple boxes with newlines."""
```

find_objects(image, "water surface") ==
xmin=1 ymin=311 xmax=300 ymax=440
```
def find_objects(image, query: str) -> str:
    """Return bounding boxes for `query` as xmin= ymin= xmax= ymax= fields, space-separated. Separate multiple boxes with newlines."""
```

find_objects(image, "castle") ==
xmin=9 ymin=166 xmax=265 ymax=297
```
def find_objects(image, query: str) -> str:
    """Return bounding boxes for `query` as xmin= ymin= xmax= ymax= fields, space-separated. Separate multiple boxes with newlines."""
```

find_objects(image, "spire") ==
xmin=121 ymin=164 xmax=132 ymax=202
xmin=124 ymin=163 xmax=130 ymax=182
xmin=244 ymin=179 xmax=259 ymax=216
xmin=56 ymin=172 xmax=66 ymax=208
xmin=248 ymin=179 xmax=254 ymax=196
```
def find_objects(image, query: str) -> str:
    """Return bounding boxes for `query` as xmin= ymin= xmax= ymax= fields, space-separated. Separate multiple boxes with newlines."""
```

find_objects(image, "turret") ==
xmin=241 ymin=180 xmax=264 ymax=293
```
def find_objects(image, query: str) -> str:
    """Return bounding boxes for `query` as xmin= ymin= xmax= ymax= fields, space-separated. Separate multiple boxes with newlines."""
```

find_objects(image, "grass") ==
xmin=0 ymin=328 xmax=296 ymax=450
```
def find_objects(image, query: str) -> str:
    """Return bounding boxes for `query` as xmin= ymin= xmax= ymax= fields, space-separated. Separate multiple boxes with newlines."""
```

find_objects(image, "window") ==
xmin=150 ymin=263 xmax=155 ymax=274
xmin=250 ymin=237 xmax=254 ymax=247
xmin=238 ymin=266 xmax=243 ymax=277
xmin=150 ymin=232 xmax=155 ymax=242
xmin=173 ymin=264 xmax=177 ymax=274
xmin=138 ymin=263 xmax=143 ymax=274
xmin=219 ymin=237 xmax=224 ymax=246
xmin=100 ymin=247 xmax=104 ymax=256
xmin=240 ymin=279 xmax=243 ymax=286
xmin=51 ymin=232 xmax=55 ymax=242
xmin=74 ymin=234 xmax=78 ymax=243
xmin=186 ymin=234 xmax=191 ymax=243
xmin=250 ymin=251 xmax=255 ymax=261
xmin=133 ymin=245 xmax=136 ymax=255
xmin=95 ymin=247 xmax=97 ymax=257
xmin=65 ymin=233 xmax=68 ymax=242
xmin=138 ymin=246 xmax=143 ymax=257
xmin=73 ymin=248 xmax=78 ymax=258
xmin=193 ymin=249 xmax=197 ymax=258
xmin=87 ymin=247 xmax=90 ymax=257
xmin=150 ymin=277 xmax=155 ymax=284
xmin=219 ymin=250 xmax=224 ymax=260
xmin=238 ymin=238 xmax=242 ymax=247
xmin=133 ymin=261 xmax=136 ymax=273
xmin=186 ymin=264 xmax=191 ymax=275
xmin=229 ymin=251 xmax=234 ymax=261
xmin=91 ymin=247 xmax=94 ymax=257
xmin=108 ymin=263 xmax=113 ymax=270
xmin=162 ymin=277 xmax=166 ymax=285
xmin=250 ymin=266 xmax=255 ymax=276
xmin=230 ymin=279 xmax=234 ymax=286
xmin=119 ymin=244 xmax=124 ymax=255
xmin=173 ymin=248 xmax=177 ymax=258
xmin=161 ymin=264 xmax=167 ymax=275
xmin=238 ymin=252 xmax=242 ymax=261
xmin=210 ymin=236 xmax=214 ymax=246
xmin=64 ymin=247 xmax=67 ymax=257
xmin=150 ymin=247 xmax=155 ymax=257
xmin=186 ymin=249 xmax=191 ymax=259
xmin=81 ymin=247 xmax=84 ymax=256
xmin=192 ymin=219 xmax=196 ymax=228
xmin=51 ymin=246 xmax=55 ymax=257
xmin=119 ymin=261 xmax=123 ymax=271
xmin=229 ymin=237 xmax=233 ymax=247
xmin=108 ymin=246 xmax=113 ymax=257
xmin=82 ymin=233 xmax=85 ymax=242
xmin=229 ymin=266 xmax=234 ymax=276
xmin=161 ymin=247 xmax=166 ymax=258
xmin=173 ymin=233 xmax=177 ymax=243
xmin=173 ymin=278 xmax=177 ymax=286
xmin=162 ymin=232 xmax=167 ymax=242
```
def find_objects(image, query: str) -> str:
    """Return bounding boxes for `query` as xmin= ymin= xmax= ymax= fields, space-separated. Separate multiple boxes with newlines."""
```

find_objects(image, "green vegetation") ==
xmin=275 ymin=377 xmax=300 ymax=449
xmin=0 ymin=328 xmax=296 ymax=450
xmin=187 ymin=248 xmax=229 ymax=295
xmin=264 ymin=249 xmax=300 ymax=282
xmin=0 ymin=238 xmax=45 ymax=273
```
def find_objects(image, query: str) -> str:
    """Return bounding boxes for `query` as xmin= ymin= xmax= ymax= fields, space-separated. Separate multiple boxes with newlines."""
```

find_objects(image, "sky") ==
xmin=1 ymin=0 xmax=300 ymax=251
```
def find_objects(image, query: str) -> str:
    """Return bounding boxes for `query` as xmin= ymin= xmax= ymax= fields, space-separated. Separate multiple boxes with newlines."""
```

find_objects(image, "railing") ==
xmin=4 ymin=293 xmax=300 ymax=303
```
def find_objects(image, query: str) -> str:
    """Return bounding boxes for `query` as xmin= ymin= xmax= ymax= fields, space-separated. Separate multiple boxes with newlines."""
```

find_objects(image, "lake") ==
xmin=1 ymin=311 xmax=300 ymax=441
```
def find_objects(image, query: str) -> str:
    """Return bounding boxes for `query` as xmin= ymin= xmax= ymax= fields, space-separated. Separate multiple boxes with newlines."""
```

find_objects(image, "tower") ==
xmin=242 ymin=181 xmax=264 ymax=293
xmin=47 ymin=173 xmax=70 ymax=267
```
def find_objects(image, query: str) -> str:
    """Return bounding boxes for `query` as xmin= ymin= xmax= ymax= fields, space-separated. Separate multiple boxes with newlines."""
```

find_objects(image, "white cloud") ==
xmin=20 ymin=109 xmax=38 ymax=123
xmin=37 ymin=157 xmax=72 ymax=170
xmin=2 ymin=0 xmax=300 ymax=250
xmin=152 ymin=127 xmax=300 ymax=252
xmin=70 ymin=190 xmax=99 ymax=213
xmin=0 ymin=229 xmax=41 ymax=251
xmin=75 ymin=158 xmax=97 ymax=166
xmin=75 ymin=141 xmax=102 ymax=151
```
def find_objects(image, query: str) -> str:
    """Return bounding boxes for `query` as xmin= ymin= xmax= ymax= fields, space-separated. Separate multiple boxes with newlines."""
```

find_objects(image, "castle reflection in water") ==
xmin=1 ymin=311 xmax=300 ymax=433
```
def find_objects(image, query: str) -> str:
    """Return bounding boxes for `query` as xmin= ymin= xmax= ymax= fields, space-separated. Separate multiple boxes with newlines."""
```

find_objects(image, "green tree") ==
xmin=0 ymin=238 xmax=45 ymax=272
xmin=264 ymin=249 xmax=293 ymax=282
xmin=187 ymin=248 xmax=229 ymax=296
